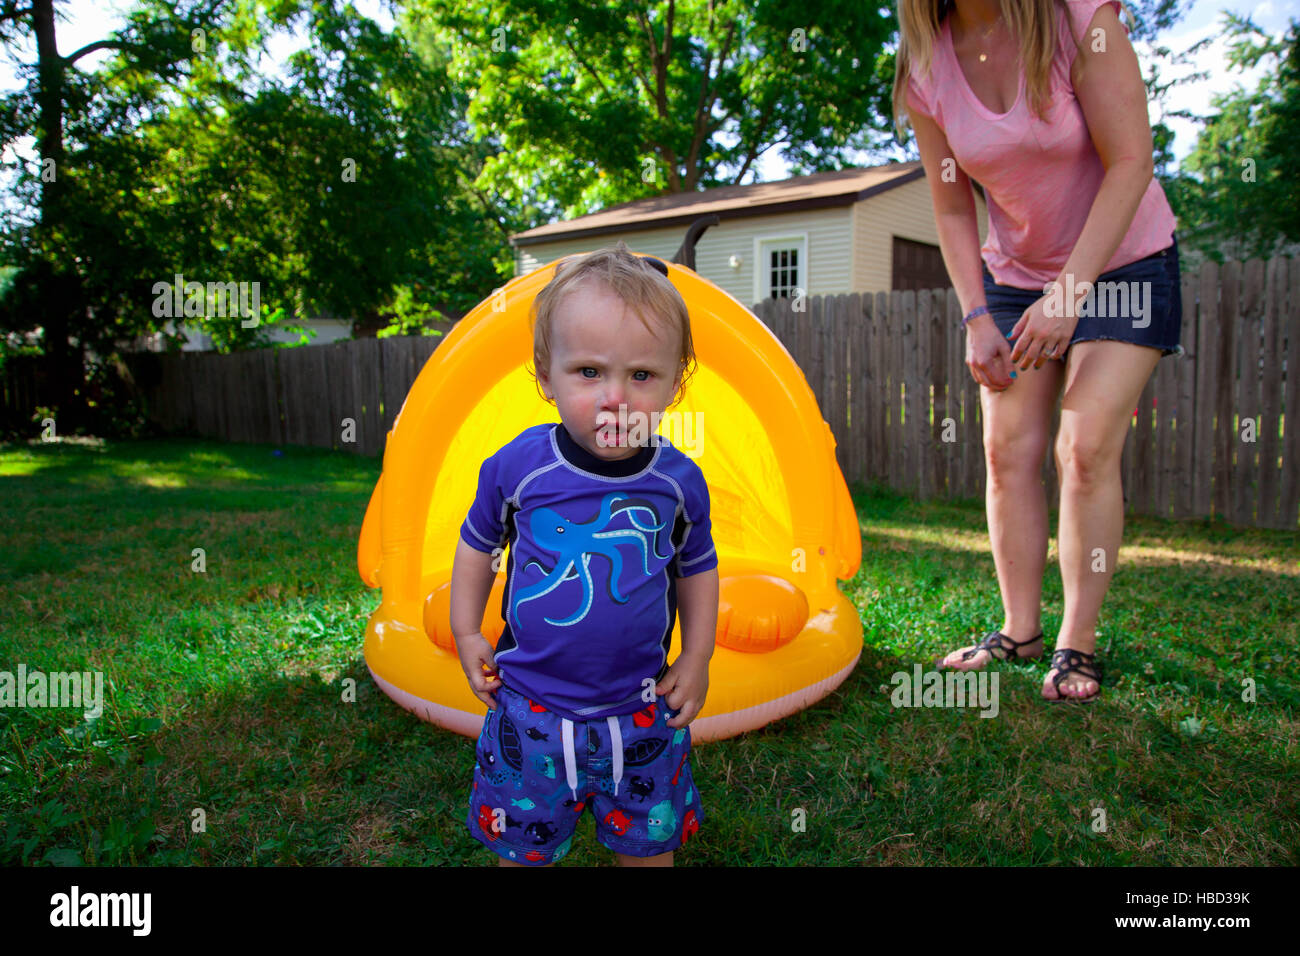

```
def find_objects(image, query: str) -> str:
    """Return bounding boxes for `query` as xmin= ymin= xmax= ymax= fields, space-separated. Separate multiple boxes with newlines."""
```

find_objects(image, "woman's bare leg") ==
xmin=1049 ymin=340 xmax=1161 ymax=698
xmin=942 ymin=359 xmax=1065 ymax=668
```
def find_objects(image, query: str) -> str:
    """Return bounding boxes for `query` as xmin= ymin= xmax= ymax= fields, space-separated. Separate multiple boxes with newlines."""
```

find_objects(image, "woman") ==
xmin=894 ymin=0 xmax=1183 ymax=701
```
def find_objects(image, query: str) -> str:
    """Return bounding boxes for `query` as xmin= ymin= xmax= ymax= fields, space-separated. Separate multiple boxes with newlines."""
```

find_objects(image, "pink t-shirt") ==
xmin=906 ymin=0 xmax=1177 ymax=289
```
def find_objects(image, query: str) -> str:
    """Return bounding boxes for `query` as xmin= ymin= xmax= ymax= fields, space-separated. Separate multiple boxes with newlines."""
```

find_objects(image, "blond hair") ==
xmin=529 ymin=240 xmax=697 ymax=409
xmin=892 ymin=0 xmax=1107 ymax=139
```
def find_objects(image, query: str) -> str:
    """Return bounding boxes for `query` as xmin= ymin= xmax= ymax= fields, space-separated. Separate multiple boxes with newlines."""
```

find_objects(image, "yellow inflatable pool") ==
xmin=357 ymin=255 xmax=862 ymax=742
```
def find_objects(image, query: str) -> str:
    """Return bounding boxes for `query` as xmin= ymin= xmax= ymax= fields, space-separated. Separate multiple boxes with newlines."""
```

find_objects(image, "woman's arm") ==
xmin=907 ymin=91 xmax=1014 ymax=389
xmin=908 ymin=100 xmax=988 ymax=328
xmin=1057 ymin=2 xmax=1155 ymax=311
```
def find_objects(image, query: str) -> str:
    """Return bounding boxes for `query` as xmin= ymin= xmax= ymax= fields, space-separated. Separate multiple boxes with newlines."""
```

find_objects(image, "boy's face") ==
xmin=538 ymin=279 xmax=684 ymax=462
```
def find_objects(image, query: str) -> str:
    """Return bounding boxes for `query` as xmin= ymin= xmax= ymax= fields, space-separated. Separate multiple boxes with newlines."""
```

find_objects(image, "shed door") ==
xmin=891 ymin=236 xmax=950 ymax=292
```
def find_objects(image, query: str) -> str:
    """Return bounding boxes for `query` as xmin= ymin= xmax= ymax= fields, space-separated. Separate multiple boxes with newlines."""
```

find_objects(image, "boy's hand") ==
xmin=454 ymin=631 xmax=501 ymax=710
xmin=656 ymin=652 xmax=709 ymax=728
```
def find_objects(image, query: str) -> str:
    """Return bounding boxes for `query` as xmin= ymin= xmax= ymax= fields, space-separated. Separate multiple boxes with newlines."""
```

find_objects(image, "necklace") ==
xmin=975 ymin=15 xmax=1002 ymax=62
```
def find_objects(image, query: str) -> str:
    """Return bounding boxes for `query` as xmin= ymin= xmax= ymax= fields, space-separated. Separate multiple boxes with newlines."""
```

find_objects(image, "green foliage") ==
xmin=1161 ymin=14 xmax=1300 ymax=261
xmin=417 ymin=0 xmax=900 ymax=217
xmin=0 ymin=0 xmax=516 ymax=370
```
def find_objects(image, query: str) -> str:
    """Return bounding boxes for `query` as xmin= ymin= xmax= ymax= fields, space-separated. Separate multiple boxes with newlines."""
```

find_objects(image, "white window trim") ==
xmin=752 ymin=232 xmax=810 ymax=303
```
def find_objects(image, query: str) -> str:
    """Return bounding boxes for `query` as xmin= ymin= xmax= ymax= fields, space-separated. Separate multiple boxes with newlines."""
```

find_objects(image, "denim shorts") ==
xmin=981 ymin=233 xmax=1184 ymax=358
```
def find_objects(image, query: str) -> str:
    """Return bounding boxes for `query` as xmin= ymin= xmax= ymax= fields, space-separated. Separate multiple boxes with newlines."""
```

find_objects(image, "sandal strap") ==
xmin=960 ymin=629 xmax=1043 ymax=663
xmin=1049 ymin=648 xmax=1103 ymax=689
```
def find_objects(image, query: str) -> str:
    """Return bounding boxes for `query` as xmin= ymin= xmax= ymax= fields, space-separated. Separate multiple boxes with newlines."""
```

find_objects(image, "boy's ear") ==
xmin=536 ymin=362 xmax=555 ymax=400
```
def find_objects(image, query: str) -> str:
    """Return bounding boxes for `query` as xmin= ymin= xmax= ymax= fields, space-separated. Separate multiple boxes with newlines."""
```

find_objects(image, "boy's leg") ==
xmin=616 ymin=851 xmax=673 ymax=867
xmin=465 ymin=685 xmax=582 ymax=865
xmin=590 ymin=699 xmax=701 ymax=861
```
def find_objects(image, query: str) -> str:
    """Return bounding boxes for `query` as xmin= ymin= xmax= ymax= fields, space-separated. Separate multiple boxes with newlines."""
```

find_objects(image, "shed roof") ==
xmin=510 ymin=161 xmax=929 ymax=247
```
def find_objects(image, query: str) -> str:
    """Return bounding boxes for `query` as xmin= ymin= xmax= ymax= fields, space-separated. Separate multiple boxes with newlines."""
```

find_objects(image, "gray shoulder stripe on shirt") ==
xmin=679 ymin=547 xmax=715 ymax=567
xmin=464 ymin=519 xmax=498 ymax=549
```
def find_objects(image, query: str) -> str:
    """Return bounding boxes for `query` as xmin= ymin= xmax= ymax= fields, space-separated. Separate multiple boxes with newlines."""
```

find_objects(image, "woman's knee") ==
xmin=984 ymin=428 xmax=1051 ymax=483
xmin=1055 ymin=421 xmax=1122 ymax=487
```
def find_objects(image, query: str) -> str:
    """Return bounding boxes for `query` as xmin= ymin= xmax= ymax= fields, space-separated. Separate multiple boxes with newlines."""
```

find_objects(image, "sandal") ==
xmin=939 ymin=629 xmax=1043 ymax=669
xmin=1044 ymin=647 xmax=1103 ymax=703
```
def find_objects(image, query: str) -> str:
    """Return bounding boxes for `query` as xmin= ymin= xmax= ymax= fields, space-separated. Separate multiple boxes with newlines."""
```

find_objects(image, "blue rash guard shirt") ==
xmin=459 ymin=422 xmax=718 ymax=721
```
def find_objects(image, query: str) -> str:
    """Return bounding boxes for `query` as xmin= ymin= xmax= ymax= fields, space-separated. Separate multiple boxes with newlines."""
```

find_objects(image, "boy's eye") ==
xmin=632 ymin=371 xmax=651 ymax=382
xmin=580 ymin=368 xmax=598 ymax=378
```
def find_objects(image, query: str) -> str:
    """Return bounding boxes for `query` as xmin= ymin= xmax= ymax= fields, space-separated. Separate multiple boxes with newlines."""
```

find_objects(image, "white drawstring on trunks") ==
xmin=560 ymin=714 xmax=626 ymax=801
xmin=561 ymin=718 xmax=578 ymax=802
xmin=607 ymin=716 xmax=623 ymax=797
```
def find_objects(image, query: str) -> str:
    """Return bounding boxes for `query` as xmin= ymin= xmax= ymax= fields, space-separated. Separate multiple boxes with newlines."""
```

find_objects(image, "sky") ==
xmin=1 ymin=0 xmax=1294 ymax=183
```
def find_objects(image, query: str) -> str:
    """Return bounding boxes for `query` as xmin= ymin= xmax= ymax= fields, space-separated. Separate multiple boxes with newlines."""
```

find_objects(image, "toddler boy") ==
xmin=450 ymin=243 xmax=719 ymax=866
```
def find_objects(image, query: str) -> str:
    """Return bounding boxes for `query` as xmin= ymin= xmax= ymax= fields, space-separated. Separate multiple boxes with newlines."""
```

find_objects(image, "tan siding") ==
xmin=515 ymin=207 xmax=854 ymax=308
xmin=514 ymin=232 xmax=683 ymax=279
xmin=511 ymin=173 xmax=989 ymax=302
xmin=852 ymin=177 xmax=988 ymax=293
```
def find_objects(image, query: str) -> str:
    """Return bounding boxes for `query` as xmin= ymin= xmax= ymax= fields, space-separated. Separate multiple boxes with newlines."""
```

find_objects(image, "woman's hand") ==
xmin=454 ymin=631 xmax=500 ymax=709
xmin=1007 ymin=293 xmax=1078 ymax=371
xmin=965 ymin=315 xmax=1015 ymax=390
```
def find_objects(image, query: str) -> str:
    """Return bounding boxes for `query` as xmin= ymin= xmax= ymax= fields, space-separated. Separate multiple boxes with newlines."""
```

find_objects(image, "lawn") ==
xmin=1 ymin=437 xmax=1296 ymax=865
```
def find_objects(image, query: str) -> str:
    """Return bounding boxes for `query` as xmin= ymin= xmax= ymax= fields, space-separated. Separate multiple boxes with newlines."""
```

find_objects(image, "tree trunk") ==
xmin=32 ymin=0 xmax=87 ymax=430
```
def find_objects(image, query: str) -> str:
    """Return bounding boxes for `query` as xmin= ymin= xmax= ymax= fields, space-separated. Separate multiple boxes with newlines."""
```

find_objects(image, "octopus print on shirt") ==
xmin=459 ymin=422 xmax=718 ymax=722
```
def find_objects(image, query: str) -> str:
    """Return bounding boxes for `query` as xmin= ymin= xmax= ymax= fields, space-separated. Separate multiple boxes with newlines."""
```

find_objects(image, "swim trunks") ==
xmin=465 ymin=681 xmax=703 ymax=864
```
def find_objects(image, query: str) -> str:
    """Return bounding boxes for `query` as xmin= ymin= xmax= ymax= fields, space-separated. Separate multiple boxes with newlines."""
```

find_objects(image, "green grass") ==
xmin=1 ymin=437 xmax=1296 ymax=865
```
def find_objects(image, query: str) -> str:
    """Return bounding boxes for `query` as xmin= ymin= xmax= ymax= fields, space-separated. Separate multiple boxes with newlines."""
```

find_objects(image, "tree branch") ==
xmin=61 ymin=39 xmax=135 ymax=66
xmin=732 ymin=100 xmax=776 ymax=184
xmin=685 ymin=18 xmax=737 ymax=191
xmin=560 ymin=29 xmax=609 ymax=96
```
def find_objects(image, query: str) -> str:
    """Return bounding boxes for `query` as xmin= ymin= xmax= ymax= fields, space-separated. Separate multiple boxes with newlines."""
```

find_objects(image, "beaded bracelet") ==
xmin=962 ymin=305 xmax=989 ymax=327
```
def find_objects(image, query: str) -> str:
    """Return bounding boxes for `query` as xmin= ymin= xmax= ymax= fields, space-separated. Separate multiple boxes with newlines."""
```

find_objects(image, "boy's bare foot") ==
xmin=938 ymin=629 xmax=1044 ymax=670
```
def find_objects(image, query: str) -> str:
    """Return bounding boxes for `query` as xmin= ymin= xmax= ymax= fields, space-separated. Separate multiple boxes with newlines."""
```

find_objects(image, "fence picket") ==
xmin=1281 ymin=257 xmax=1300 ymax=528
xmin=1258 ymin=256 xmax=1284 ymax=527
xmin=1235 ymin=259 xmax=1264 ymax=524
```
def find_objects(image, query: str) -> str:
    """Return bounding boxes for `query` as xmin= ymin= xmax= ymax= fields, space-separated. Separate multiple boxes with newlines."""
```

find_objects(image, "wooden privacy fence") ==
xmin=124 ymin=336 xmax=443 ymax=459
xmin=119 ymin=253 xmax=1298 ymax=530
xmin=754 ymin=253 xmax=1299 ymax=531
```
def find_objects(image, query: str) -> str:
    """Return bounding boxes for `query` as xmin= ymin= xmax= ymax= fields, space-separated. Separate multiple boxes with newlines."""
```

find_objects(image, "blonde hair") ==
xmin=529 ymin=240 xmax=697 ymax=409
xmin=892 ymin=0 xmax=1104 ymax=139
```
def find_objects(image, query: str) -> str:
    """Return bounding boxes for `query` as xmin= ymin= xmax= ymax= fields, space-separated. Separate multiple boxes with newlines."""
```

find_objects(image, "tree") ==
xmin=1162 ymin=13 xmax=1300 ymax=262
xmin=415 ymin=0 xmax=900 ymax=219
xmin=0 ymin=0 xmax=518 ymax=432
xmin=0 ymin=0 xmax=231 ymax=428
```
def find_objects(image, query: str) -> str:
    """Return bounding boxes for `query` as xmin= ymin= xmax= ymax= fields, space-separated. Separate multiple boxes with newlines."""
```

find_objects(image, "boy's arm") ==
xmin=450 ymin=538 xmax=502 ymax=707
xmin=660 ymin=566 xmax=718 ymax=728
xmin=450 ymin=538 xmax=497 ymax=637
xmin=675 ymin=567 xmax=718 ymax=665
